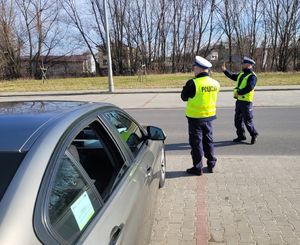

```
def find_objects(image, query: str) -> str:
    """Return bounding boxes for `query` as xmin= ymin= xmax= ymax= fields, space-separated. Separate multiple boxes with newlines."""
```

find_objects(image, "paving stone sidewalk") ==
xmin=150 ymin=155 xmax=300 ymax=245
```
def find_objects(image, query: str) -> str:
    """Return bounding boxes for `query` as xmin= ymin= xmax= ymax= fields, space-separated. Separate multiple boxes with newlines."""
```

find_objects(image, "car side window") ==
xmin=46 ymin=121 xmax=125 ymax=243
xmin=71 ymin=122 xmax=124 ymax=200
xmin=48 ymin=152 xmax=102 ymax=243
xmin=104 ymin=111 xmax=144 ymax=157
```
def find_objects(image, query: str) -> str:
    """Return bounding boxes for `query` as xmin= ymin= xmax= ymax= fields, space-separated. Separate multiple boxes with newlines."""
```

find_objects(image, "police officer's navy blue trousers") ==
xmin=235 ymin=100 xmax=258 ymax=137
xmin=188 ymin=118 xmax=217 ymax=169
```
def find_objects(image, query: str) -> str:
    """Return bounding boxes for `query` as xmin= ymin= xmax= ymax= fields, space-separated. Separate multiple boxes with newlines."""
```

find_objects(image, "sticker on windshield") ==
xmin=71 ymin=191 xmax=95 ymax=230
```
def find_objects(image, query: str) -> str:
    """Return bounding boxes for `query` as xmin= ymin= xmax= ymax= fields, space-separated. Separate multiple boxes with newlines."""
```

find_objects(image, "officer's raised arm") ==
xmin=221 ymin=62 xmax=239 ymax=81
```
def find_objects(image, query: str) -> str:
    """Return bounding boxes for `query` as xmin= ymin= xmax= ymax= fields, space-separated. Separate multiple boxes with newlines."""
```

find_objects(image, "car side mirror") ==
xmin=146 ymin=126 xmax=166 ymax=141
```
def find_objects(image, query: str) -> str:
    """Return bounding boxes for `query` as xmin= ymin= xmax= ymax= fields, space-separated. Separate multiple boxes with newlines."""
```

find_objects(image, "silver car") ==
xmin=0 ymin=101 xmax=166 ymax=245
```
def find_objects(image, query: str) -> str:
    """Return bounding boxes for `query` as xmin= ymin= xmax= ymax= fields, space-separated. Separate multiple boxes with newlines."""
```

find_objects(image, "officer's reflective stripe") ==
xmin=235 ymin=72 xmax=255 ymax=102
xmin=185 ymin=76 xmax=220 ymax=119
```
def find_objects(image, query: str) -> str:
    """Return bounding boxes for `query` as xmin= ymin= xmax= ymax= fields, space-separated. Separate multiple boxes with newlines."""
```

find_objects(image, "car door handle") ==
xmin=109 ymin=224 xmax=124 ymax=245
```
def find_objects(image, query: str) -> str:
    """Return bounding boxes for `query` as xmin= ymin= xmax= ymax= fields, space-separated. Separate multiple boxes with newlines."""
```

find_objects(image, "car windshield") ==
xmin=0 ymin=152 xmax=26 ymax=201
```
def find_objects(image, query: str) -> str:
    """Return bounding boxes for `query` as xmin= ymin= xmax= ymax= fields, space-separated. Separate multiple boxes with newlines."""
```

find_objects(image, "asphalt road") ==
xmin=127 ymin=107 xmax=300 ymax=156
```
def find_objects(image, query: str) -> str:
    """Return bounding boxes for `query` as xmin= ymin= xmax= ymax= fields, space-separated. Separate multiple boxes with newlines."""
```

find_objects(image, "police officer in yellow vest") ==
xmin=181 ymin=56 xmax=220 ymax=176
xmin=222 ymin=56 xmax=259 ymax=144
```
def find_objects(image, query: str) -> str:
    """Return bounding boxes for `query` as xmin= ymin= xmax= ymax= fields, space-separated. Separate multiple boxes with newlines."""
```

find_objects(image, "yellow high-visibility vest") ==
xmin=185 ymin=76 xmax=220 ymax=118
xmin=234 ymin=72 xmax=256 ymax=102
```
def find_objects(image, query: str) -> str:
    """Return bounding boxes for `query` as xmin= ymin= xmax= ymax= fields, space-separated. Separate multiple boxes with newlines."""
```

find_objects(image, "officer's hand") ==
xmin=221 ymin=62 xmax=226 ymax=72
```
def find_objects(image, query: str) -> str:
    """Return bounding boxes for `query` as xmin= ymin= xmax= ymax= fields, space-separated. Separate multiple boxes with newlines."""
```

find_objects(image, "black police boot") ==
xmin=207 ymin=166 xmax=214 ymax=173
xmin=186 ymin=167 xmax=202 ymax=176
xmin=251 ymin=133 xmax=258 ymax=144
xmin=233 ymin=136 xmax=247 ymax=142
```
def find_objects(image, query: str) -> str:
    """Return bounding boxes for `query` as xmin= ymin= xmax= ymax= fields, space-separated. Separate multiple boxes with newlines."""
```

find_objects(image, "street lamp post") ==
xmin=103 ymin=0 xmax=114 ymax=92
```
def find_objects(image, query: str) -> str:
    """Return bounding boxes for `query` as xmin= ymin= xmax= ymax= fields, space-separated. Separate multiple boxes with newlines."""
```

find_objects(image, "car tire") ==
xmin=159 ymin=147 xmax=166 ymax=188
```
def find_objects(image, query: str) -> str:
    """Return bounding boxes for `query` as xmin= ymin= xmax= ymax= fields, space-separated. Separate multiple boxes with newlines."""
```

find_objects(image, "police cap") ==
xmin=242 ymin=56 xmax=255 ymax=65
xmin=193 ymin=56 xmax=212 ymax=69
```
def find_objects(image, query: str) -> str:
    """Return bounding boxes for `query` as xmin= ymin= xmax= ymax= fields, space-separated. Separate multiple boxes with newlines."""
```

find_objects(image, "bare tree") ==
xmin=0 ymin=0 xmax=21 ymax=79
xmin=248 ymin=0 xmax=262 ymax=58
xmin=202 ymin=0 xmax=221 ymax=58
xmin=60 ymin=0 xmax=104 ymax=76
xmin=108 ymin=0 xmax=130 ymax=74
xmin=16 ymin=0 xmax=65 ymax=78
xmin=143 ymin=1 xmax=157 ymax=68
xmin=293 ymin=38 xmax=300 ymax=70
xmin=216 ymin=0 xmax=235 ymax=69
xmin=228 ymin=0 xmax=262 ymax=61
xmin=263 ymin=0 xmax=300 ymax=71
xmin=168 ymin=0 xmax=220 ymax=73
xmin=260 ymin=9 xmax=270 ymax=71
xmin=124 ymin=0 xmax=151 ymax=72
xmin=170 ymin=0 xmax=183 ymax=73
xmin=276 ymin=0 xmax=299 ymax=71
xmin=152 ymin=0 xmax=172 ymax=72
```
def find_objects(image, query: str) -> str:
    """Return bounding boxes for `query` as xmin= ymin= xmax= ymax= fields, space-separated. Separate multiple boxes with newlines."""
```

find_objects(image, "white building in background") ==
xmin=83 ymin=54 xmax=96 ymax=73
xmin=20 ymin=53 xmax=96 ymax=78
xmin=207 ymin=50 xmax=219 ymax=61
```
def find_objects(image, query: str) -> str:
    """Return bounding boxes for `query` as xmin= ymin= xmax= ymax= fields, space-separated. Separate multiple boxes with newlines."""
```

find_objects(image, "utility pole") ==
xmin=103 ymin=0 xmax=114 ymax=92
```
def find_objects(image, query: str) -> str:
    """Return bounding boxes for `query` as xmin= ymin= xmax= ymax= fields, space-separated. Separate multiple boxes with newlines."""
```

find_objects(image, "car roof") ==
xmin=0 ymin=101 xmax=109 ymax=152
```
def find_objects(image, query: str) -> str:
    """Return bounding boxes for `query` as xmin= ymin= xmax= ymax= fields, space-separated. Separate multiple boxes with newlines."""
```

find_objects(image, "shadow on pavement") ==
xmin=166 ymin=169 xmax=214 ymax=179
xmin=214 ymin=140 xmax=251 ymax=147
xmin=165 ymin=143 xmax=190 ymax=152
xmin=165 ymin=141 xmax=251 ymax=153
xmin=166 ymin=171 xmax=189 ymax=179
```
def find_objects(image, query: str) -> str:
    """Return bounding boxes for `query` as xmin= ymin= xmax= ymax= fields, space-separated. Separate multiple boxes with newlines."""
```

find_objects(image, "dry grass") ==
xmin=0 ymin=72 xmax=299 ymax=92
